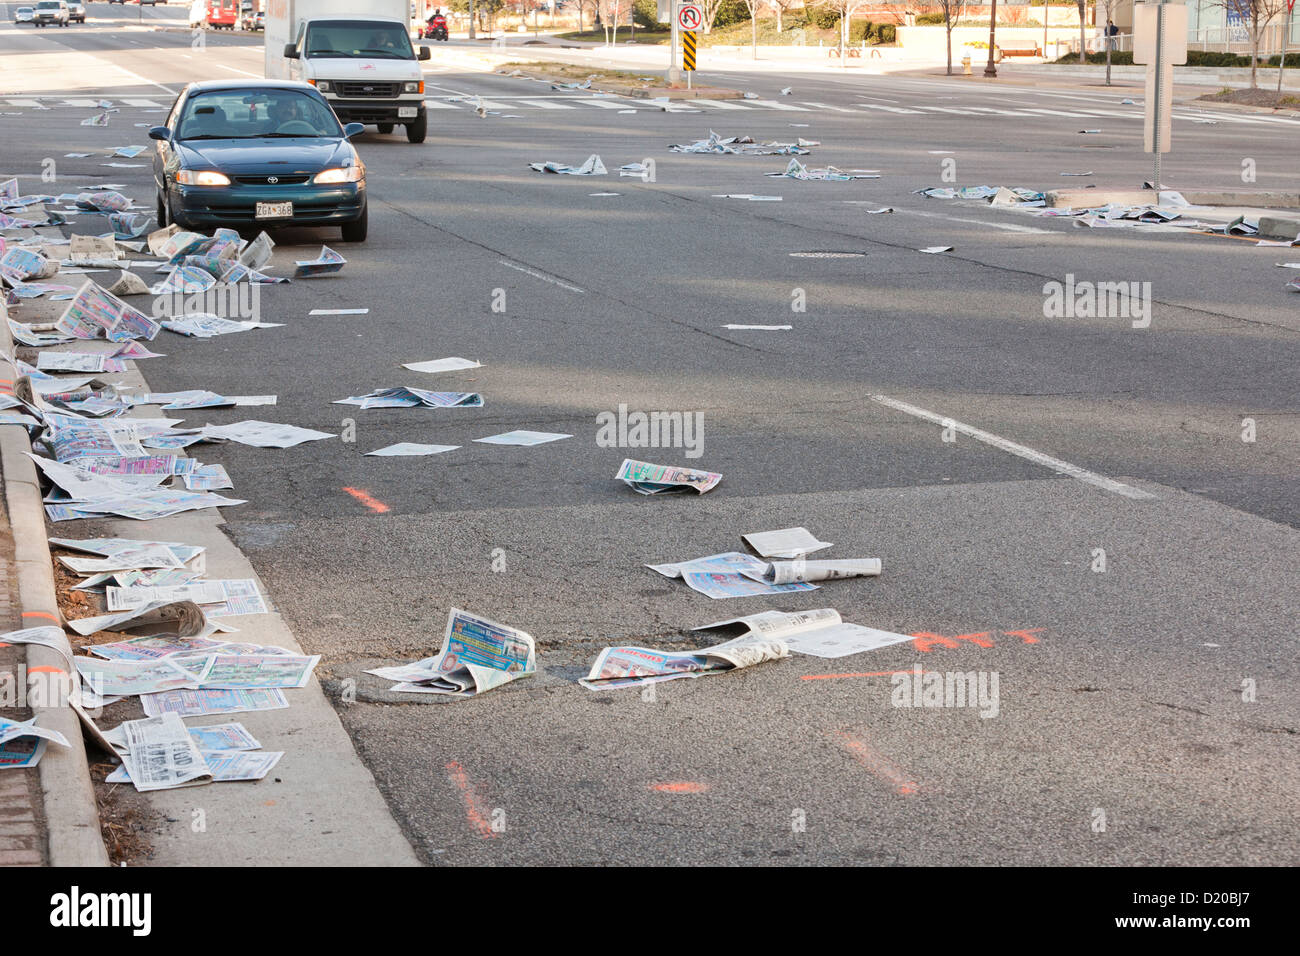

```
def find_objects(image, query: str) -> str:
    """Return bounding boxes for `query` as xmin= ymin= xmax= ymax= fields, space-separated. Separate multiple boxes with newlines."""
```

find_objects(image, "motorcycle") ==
xmin=423 ymin=14 xmax=448 ymax=41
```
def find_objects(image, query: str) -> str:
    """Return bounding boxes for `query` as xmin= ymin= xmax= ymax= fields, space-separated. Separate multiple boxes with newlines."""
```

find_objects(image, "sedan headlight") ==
xmin=313 ymin=166 xmax=364 ymax=184
xmin=315 ymin=80 xmax=332 ymax=93
xmin=403 ymin=81 xmax=424 ymax=94
xmin=175 ymin=170 xmax=230 ymax=186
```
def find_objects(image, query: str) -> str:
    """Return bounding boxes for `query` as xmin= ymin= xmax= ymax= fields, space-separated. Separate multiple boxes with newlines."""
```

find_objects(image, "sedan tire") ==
xmin=341 ymin=204 xmax=367 ymax=243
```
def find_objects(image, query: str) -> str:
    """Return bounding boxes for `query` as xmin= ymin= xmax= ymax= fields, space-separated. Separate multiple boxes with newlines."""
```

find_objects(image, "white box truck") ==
xmin=263 ymin=0 xmax=431 ymax=142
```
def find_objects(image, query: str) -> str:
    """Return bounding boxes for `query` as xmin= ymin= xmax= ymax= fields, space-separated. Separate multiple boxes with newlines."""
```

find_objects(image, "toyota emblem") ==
xmin=363 ymin=86 xmax=374 ymax=92
xmin=267 ymin=176 xmax=279 ymax=184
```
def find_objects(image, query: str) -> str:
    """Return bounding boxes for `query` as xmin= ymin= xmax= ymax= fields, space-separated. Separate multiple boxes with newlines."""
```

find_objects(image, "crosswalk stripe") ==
xmin=742 ymin=99 xmax=810 ymax=111
xmin=573 ymin=97 xmax=640 ymax=109
xmin=120 ymin=98 xmax=163 ymax=107
xmin=5 ymin=99 xmax=41 ymax=107
xmin=522 ymin=98 xmax=578 ymax=109
xmin=692 ymin=98 xmax=752 ymax=110
xmin=425 ymin=99 xmax=460 ymax=109
xmin=856 ymin=103 xmax=923 ymax=114
xmin=798 ymin=101 xmax=860 ymax=112
xmin=62 ymin=98 xmax=99 ymax=107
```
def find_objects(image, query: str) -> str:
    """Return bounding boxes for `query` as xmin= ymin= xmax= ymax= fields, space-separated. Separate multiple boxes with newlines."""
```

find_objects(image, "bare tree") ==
xmin=1217 ymin=0 xmax=1290 ymax=88
xmin=1075 ymin=0 xmax=1088 ymax=64
xmin=937 ymin=0 xmax=970 ymax=75
xmin=575 ymin=0 xmax=598 ymax=33
xmin=741 ymin=0 xmax=761 ymax=57
xmin=816 ymin=0 xmax=872 ymax=64
xmin=767 ymin=0 xmax=797 ymax=32
xmin=699 ymin=0 xmax=726 ymax=33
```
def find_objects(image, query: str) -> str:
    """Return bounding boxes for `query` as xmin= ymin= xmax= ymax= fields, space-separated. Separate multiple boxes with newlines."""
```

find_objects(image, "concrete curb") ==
xmin=1260 ymin=215 xmax=1300 ymax=241
xmin=1046 ymin=188 xmax=1300 ymax=209
xmin=0 ymin=311 xmax=110 ymax=868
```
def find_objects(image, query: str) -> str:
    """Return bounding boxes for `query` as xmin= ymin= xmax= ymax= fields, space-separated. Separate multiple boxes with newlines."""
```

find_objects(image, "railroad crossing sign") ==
xmin=677 ymin=3 xmax=702 ymax=31
xmin=682 ymin=30 xmax=697 ymax=72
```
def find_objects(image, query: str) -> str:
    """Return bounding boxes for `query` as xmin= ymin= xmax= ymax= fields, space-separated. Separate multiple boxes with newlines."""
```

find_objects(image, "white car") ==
xmin=14 ymin=6 xmax=35 ymax=22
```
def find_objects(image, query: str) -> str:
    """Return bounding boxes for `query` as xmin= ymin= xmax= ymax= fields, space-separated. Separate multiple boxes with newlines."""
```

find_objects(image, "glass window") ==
xmin=176 ymin=89 xmax=342 ymax=140
xmin=304 ymin=20 xmax=414 ymax=59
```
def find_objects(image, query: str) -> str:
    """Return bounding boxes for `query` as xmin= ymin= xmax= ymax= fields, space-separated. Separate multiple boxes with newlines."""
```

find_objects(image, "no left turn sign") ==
xmin=677 ymin=3 xmax=702 ymax=30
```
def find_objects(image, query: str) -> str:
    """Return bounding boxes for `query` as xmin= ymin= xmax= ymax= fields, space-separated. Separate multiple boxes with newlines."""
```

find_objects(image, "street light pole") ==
xmin=984 ymin=0 xmax=998 ymax=75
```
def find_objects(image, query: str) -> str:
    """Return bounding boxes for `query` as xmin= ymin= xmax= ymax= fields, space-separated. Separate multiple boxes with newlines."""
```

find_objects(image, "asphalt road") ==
xmin=2 ymin=19 xmax=1297 ymax=865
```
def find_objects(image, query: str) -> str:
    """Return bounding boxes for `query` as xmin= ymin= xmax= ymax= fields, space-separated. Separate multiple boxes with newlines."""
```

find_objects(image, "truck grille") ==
xmin=334 ymin=81 xmax=400 ymax=98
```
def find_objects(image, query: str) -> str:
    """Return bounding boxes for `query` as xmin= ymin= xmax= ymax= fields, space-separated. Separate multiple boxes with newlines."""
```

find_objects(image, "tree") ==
xmin=1217 ymin=0 xmax=1290 ymax=89
xmin=767 ymin=0 xmax=796 ymax=32
xmin=574 ymin=0 xmax=598 ymax=33
xmin=816 ymin=0 xmax=871 ymax=63
xmin=1076 ymin=0 xmax=1088 ymax=65
xmin=741 ymin=0 xmax=761 ymax=57
xmin=937 ymin=0 xmax=970 ymax=75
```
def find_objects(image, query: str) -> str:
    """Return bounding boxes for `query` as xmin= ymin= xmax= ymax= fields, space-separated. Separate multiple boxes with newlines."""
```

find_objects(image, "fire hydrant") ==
xmin=962 ymin=54 xmax=972 ymax=75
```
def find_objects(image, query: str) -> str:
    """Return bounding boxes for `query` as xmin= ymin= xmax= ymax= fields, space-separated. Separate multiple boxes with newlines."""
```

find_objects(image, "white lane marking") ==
xmin=897 ymin=208 xmax=1055 ymax=234
xmin=106 ymin=63 xmax=178 ymax=95
xmin=498 ymin=260 xmax=586 ymax=294
xmin=798 ymin=101 xmax=859 ymax=112
xmin=856 ymin=103 xmax=923 ymax=114
xmin=914 ymin=106 xmax=977 ymax=115
xmin=218 ymin=64 xmax=261 ymax=77
xmin=519 ymin=98 xmax=577 ymax=109
xmin=691 ymin=98 xmax=751 ymax=110
xmin=423 ymin=99 xmax=459 ymax=109
xmin=573 ymin=96 xmax=639 ymax=109
xmin=963 ymin=106 xmax=1037 ymax=116
xmin=1018 ymin=107 xmax=1096 ymax=118
xmin=870 ymin=395 xmax=1157 ymax=500
xmin=743 ymin=99 xmax=811 ymax=111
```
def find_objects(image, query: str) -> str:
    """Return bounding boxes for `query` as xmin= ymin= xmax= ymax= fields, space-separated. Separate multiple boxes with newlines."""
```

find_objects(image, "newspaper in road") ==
xmin=8 ymin=317 xmax=75 ymax=347
xmin=292 ymin=245 xmax=346 ymax=278
xmin=36 ymin=352 xmax=129 ymax=374
xmin=528 ymin=154 xmax=607 ymax=175
xmin=747 ymin=558 xmax=882 ymax=585
xmin=161 ymin=314 xmax=284 ymax=337
xmin=473 ymin=430 xmax=571 ymax=446
xmin=149 ymin=264 xmax=216 ymax=296
xmin=401 ymin=357 xmax=481 ymax=374
xmin=198 ymin=420 xmax=336 ymax=448
xmin=69 ymin=234 xmax=123 ymax=262
xmin=182 ymin=463 xmax=233 ymax=490
xmin=141 ymin=687 xmax=289 ymax=718
xmin=693 ymin=608 xmax=915 ymax=658
xmin=238 ymin=231 xmax=274 ymax=270
xmin=767 ymin=159 xmax=878 ymax=181
xmin=54 ymin=279 xmax=161 ymax=342
xmin=615 ymin=459 xmax=722 ymax=495
xmin=75 ymin=654 xmax=211 ymax=697
xmin=332 ymin=387 xmax=483 ymax=409
xmin=668 ymin=131 xmax=811 ymax=156
xmin=741 ymin=527 xmax=833 ymax=559
xmin=365 ymin=608 xmax=535 ymax=699
xmin=365 ymin=443 xmax=460 ymax=456
xmin=195 ymin=654 xmax=320 ymax=690
xmin=66 ymin=599 xmax=218 ymax=639
xmin=647 ymin=552 xmax=820 ymax=599
xmin=118 ymin=712 xmax=212 ymax=791
xmin=580 ymin=632 xmax=789 ymax=690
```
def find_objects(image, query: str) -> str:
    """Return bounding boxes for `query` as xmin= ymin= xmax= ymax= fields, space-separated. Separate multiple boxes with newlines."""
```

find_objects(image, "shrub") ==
xmin=633 ymin=0 xmax=658 ymax=28
xmin=916 ymin=12 xmax=945 ymax=25
xmin=712 ymin=0 xmax=750 ymax=29
xmin=849 ymin=20 xmax=897 ymax=44
xmin=805 ymin=5 xmax=841 ymax=29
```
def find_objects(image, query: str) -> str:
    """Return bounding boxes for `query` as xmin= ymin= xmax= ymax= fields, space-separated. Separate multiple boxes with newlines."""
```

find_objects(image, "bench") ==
xmin=1002 ymin=46 xmax=1043 ymax=57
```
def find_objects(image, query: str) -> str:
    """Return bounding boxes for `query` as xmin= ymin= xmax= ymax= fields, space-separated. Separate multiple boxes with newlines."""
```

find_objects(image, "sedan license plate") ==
xmin=398 ymin=107 xmax=418 ymax=119
xmin=256 ymin=201 xmax=293 ymax=220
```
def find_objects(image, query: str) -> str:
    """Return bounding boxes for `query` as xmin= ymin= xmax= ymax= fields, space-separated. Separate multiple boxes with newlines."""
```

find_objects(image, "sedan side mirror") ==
xmin=343 ymin=122 xmax=365 ymax=139
xmin=418 ymin=46 xmax=431 ymax=60
xmin=283 ymin=43 xmax=299 ymax=59
xmin=147 ymin=126 xmax=171 ymax=141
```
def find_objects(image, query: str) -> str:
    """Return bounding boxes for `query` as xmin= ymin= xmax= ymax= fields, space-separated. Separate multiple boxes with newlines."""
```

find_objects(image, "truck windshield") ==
xmin=304 ymin=21 xmax=414 ymax=59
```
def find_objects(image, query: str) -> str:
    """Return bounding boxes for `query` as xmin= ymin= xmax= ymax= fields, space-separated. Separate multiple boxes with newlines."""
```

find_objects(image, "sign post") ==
xmin=676 ymin=3 xmax=702 ymax=89
xmin=1134 ymin=2 xmax=1188 ymax=188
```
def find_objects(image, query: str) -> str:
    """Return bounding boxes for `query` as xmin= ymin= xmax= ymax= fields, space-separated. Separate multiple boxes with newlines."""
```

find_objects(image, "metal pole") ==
xmin=1152 ymin=1 xmax=1165 ymax=188
xmin=1279 ymin=8 xmax=1293 ymax=98
xmin=985 ymin=0 xmax=998 ymax=76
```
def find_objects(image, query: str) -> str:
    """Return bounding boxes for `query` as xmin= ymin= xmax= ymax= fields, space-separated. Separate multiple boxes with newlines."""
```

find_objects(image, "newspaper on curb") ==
xmin=0 ymin=716 xmax=72 ymax=770
xmin=615 ymin=459 xmax=722 ymax=495
xmin=365 ymin=608 xmax=535 ymax=699
xmin=66 ymin=599 xmax=218 ymax=638
xmin=141 ymin=687 xmax=290 ymax=718
xmin=580 ymin=632 xmax=789 ymax=690
xmin=117 ymin=712 xmax=212 ymax=791
xmin=693 ymin=608 xmax=915 ymax=659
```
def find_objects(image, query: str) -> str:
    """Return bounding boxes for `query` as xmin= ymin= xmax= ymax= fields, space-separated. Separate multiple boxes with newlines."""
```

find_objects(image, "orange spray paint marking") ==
xmin=651 ymin=781 xmax=709 ymax=794
xmin=1003 ymin=629 xmax=1043 ymax=644
xmin=342 ymin=487 xmax=390 ymax=514
xmin=445 ymin=761 xmax=498 ymax=838
xmin=837 ymin=732 xmax=922 ymax=797
xmin=26 ymin=666 xmax=66 ymax=675
xmin=911 ymin=632 xmax=962 ymax=653
xmin=801 ymin=670 xmax=935 ymax=681
xmin=21 ymin=611 xmax=60 ymax=623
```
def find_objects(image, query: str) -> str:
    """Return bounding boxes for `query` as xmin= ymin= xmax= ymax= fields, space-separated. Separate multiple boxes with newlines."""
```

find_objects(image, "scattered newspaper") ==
xmin=741 ymin=527 xmax=833 ymax=559
xmin=55 ymin=279 xmax=161 ymax=342
xmin=749 ymin=559 xmax=882 ymax=585
xmin=333 ymin=387 xmax=483 ymax=409
xmin=106 ymin=578 xmax=265 ymax=615
xmin=615 ymin=459 xmax=721 ymax=495
xmin=238 ymin=231 xmax=274 ymax=270
xmin=118 ymin=713 xmax=212 ymax=791
xmin=473 ymin=430 xmax=571 ymax=446
xmin=647 ymin=552 xmax=819 ymax=599
xmin=196 ymin=654 xmax=320 ymax=690
xmin=198 ymin=420 xmax=335 ymax=448
xmin=693 ymin=608 xmax=914 ymax=659
xmin=66 ymin=599 xmax=217 ymax=638
xmin=0 ymin=626 xmax=75 ymax=670
xmin=87 ymin=633 xmax=235 ymax=663
xmin=0 ymin=716 xmax=71 ymax=770
xmin=292 ymin=245 xmax=345 ymax=278
xmin=401 ymin=357 xmax=481 ymax=374
xmin=581 ymin=632 xmax=789 ymax=690
xmin=669 ymin=131 xmax=810 ymax=156
xmin=162 ymin=314 xmax=283 ymax=337
xmin=767 ymin=159 xmax=878 ymax=181
xmin=365 ymin=608 xmax=535 ymax=699
xmin=75 ymin=655 xmax=212 ymax=697
xmin=141 ymin=687 xmax=289 ymax=717
xmin=528 ymin=155 xmax=607 ymax=175
xmin=365 ymin=443 xmax=459 ymax=456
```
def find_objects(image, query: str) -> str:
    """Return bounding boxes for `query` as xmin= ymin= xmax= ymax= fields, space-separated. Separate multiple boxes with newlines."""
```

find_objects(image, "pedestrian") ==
xmin=1105 ymin=19 xmax=1120 ymax=52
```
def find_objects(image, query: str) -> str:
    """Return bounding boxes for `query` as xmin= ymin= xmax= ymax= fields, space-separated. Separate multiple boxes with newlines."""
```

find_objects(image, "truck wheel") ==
xmin=341 ymin=205 xmax=367 ymax=243
xmin=405 ymin=112 xmax=426 ymax=144
xmin=377 ymin=123 xmax=393 ymax=134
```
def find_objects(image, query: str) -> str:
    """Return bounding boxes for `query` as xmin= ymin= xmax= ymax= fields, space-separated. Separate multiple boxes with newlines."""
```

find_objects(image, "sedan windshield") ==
xmin=304 ymin=21 xmax=414 ymax=59
xmin=177 ymin=89 xmax=342 ymax=140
